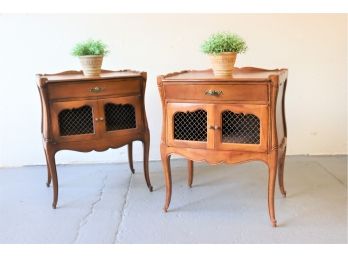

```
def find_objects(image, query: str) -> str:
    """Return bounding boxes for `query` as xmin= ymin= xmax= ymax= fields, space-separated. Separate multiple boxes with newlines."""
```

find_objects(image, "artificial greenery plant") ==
xmin=71 ymin=39 xmax=109 ymax=56
xmin=201 ymin=32 xmax=247 ymax=55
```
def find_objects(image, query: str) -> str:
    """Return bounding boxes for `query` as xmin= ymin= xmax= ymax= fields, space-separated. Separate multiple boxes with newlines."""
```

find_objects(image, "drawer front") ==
xmin=48 ymin=79 xmax=142 ymax=100
xmin=164 ymin=83 xmax=268 ymax=103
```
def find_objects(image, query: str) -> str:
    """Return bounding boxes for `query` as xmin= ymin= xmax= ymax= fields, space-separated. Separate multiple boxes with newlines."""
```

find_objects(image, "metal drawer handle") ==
xmin=205 ymin=89 xmax=223 ymax=96
xmin=90 ymin=86 xmax=103 ymax=93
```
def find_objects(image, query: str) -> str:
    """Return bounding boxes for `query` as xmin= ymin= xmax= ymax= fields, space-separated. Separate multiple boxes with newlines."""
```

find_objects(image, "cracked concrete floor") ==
xmin=0 ymin=156 xmax=346 ymax=243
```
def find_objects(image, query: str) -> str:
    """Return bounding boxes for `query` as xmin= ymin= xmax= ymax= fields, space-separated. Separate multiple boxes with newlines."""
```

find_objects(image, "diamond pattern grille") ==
xmin=104 ymin=103 xmax=136 ymax=131
xmin=222 ymin=111 xmax=260 ymax=144
xmin=58 ymin=105 xmax=94 ymax=136
xmin=174 ymin=110 xmax=207 ymax=141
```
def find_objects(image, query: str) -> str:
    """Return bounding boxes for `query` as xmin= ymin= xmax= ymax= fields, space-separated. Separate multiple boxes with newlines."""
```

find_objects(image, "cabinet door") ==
xmin=51 ymin=100 xmax=99 ymax=142
xmin=215 ymin=104 xmax=268 ymax=152
xmin=98 ymin=95 xmax=144 ymax=137
xmin=167 ymin=103 xmax=214 ymax=149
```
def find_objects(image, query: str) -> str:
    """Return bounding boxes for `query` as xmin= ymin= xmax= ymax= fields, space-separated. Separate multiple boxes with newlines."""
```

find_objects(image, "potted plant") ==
xmin=71 ymin=39 xmax=109 ymax=77
xmin=201 ymin=32 xmax=247 ymax=76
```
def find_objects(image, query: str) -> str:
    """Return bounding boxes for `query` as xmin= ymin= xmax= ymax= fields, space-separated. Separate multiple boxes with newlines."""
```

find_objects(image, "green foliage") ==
xmin=71 ymin=39 xmax=109 ymax=56
xmin=201 ymin=32 xmax=247 ymax=55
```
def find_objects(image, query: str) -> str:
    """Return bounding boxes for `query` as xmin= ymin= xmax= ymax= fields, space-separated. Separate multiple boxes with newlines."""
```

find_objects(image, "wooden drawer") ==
xmin=48 ymin=79 xmax=142 ymax=100
xmin=164 ymin=83 xmax=269 ymax=103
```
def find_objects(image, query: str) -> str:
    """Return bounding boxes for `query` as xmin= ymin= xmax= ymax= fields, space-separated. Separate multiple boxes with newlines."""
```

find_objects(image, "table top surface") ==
xmin=159 ymin=67 xmax=287 ymax=82
xmin=37 ymin=70 xmax=144 ymax=83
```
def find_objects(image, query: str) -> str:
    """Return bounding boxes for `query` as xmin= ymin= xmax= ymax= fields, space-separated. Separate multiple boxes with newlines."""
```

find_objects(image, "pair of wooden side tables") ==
xmin=37 ymin=67 xmax=288 ymax=227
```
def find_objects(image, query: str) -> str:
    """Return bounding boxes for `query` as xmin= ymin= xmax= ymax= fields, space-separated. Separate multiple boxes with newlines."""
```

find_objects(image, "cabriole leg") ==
xmin=161 ymin=147 xmax=172 ymax=212
xmin=44 ymin=148 xmax=51 ymax=187
xmin=142 ymin=133 xmax=153 ymax=192
xmin=187 ymin=160 xmax=194 ymax=188
xmin=278 ymin=147 xmax=287 ymax=197
xmin=127 ymin=142 xmax=135 ymax=174
xmin=47 ymin=147 xmax=58 ymax=209
xmin=268 ymin=159 xmax=278 ymax=227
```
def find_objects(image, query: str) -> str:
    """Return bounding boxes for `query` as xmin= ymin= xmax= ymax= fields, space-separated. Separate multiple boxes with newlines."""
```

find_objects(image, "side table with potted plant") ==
xmin=37 ymin=40 xmax=153 ymax=209
xmin=157 ymin=32 xmax=288 ymax=227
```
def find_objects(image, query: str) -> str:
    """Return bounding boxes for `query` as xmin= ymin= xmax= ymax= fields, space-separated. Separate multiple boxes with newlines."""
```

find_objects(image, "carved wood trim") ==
xmin=36 ymin=69 xmax=146 ymax=85
xmin=162 ymin=144 xmax=269 ymax=166
xmin=158 ymin=67 xmax=288 ymax=80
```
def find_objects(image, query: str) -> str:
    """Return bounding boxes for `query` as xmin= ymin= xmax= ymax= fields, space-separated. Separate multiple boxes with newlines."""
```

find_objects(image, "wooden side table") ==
xmin=37 ymin=70 xmax=153 ymax=209
xmin=157 ymin=67 xmax=288 ymax=227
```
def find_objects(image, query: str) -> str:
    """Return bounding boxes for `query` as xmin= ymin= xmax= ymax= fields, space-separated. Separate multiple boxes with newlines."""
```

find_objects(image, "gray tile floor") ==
xmin=0 ymin=156 xmax=346 ymax=243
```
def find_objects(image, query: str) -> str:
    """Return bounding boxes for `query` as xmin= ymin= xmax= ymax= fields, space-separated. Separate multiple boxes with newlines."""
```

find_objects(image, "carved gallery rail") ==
xmin=157 ymin=67 xmax=288 ymax=227
xmin=37 ymin=70 xmax=153 ymax=209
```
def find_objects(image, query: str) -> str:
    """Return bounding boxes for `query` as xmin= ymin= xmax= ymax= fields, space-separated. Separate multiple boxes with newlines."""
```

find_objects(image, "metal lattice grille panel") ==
xmin=174 ymin=110 xmax=207 ymax=141
xmin=222 ymin=111 xmax=260 ymax=144
xmin=105 ymin=103 xmax=136 ymax=131
xmin=58 ymin=105 xmax=94 ymax=136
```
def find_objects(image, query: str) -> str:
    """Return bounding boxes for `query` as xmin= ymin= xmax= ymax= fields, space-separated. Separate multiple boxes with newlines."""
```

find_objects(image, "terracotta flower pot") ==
xmin=209 ymin=52 xmax=237 ymax=77
xmin=79 ymin=55 xmax=104 ymax=77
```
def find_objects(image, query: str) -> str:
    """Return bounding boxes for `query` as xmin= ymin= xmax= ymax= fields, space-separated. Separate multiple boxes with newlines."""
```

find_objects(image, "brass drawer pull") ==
xmin=90 ymin=86 xmax=103 ymax=93
xmin=205 ymin=89 xmax=223 ymax=96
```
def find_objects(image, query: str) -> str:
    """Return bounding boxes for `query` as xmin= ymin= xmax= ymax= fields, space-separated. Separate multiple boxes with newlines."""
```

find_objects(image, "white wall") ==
xmin=0 ymin=14 xmax=346 ymax=167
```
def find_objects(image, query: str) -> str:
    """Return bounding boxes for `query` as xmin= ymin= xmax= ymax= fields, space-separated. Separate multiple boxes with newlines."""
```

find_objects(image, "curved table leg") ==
xmin=47 ymin=147 xmax=58 ymax=209
xmin=44 ymin=148 xmax=51 ymax=187
xmin=142 ymin=134 xmax=153 ymax=192
xmin=187 ymin=160 xmax=193 ymax=188
xmin=161 ymin=149 xmax=172 ymax=212
xmin=127 ymin=142 xmax=135 ymax=174
xmin=268 ymin=158 xmax=278 ymax=227
xmin=278 ymin=147 xmax=287 ymax=197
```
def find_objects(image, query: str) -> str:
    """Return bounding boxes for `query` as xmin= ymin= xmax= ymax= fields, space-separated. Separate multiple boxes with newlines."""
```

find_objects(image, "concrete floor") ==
xmin=0 ymin=156 xmax=346 ymax=243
